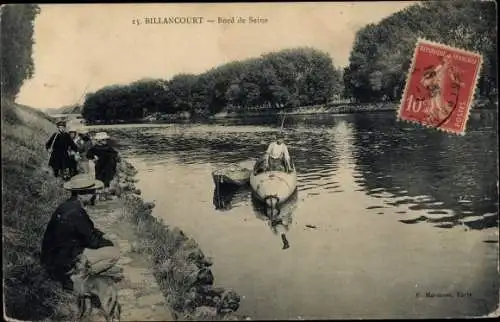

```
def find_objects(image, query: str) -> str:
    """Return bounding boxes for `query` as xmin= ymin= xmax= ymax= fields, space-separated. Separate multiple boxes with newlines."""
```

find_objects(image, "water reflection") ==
xmin=350 ymin=111 xmax=498 ymax=230
xmin=213 ymin=185 xmax=249 ymax=211
xmin=251 ymin=191 xmax=298 ymax=250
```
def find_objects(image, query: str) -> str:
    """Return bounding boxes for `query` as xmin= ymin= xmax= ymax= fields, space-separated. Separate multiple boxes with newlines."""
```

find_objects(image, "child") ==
xmin=86 ymin=132 xmax=121 ymax=201
xmin=75 ymin=128 xmax=93 ymax=174
xmin=67 ymin=128 xmax=80 ymax=178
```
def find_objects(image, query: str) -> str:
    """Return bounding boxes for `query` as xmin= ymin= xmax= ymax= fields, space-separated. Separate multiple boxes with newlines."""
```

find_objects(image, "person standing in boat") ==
xmin=264 ymin=132 xmax=292 ymax=172
xmin=46 ymin=121 xmax=79 ymax=180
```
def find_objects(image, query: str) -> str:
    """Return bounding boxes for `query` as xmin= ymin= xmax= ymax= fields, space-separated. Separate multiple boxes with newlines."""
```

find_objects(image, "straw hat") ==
xmin=94 ymin=132 xmax=110 ymax=140
xmin=63 ymin=175 xmax=104 ymax=191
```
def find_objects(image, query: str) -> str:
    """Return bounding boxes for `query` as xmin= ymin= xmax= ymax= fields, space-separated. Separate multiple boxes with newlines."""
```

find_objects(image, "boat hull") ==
xmin=250 ymin=170 xmax=297 ymax=205
xmin=212 ymin=166 xmax=251 ymax=187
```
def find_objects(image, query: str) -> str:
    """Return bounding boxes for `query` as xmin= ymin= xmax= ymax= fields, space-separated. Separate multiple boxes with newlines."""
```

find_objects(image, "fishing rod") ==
xmin=280 ymin=110 xmax=286 ymax=130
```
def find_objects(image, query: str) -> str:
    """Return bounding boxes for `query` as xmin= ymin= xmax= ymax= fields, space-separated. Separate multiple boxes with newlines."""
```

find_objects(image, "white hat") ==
xmin=94 ymin=132 xmax=110 ymax=140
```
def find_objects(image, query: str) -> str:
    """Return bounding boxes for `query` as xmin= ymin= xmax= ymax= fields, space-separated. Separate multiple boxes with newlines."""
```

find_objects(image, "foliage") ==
xmin=0 ymin=4 xmax=40 ymax=100
xmin=2 ymin=101 xmax=79 ymax=321
xmin=49 ymin=104 xmax=82 ymax=115
xmin=81 ymin=47 xmax=342 ymax=123
xmin=343 ymin=1 xmax=497 ymax=103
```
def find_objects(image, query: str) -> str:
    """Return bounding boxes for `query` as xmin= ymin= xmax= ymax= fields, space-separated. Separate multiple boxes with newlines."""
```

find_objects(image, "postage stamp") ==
xmin=398 ymin=38 xmax=483 ymax=135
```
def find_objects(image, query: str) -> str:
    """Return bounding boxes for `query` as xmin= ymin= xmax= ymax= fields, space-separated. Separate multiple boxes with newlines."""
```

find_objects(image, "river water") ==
xmin=91 ymin=110 xmax=498 ymax=319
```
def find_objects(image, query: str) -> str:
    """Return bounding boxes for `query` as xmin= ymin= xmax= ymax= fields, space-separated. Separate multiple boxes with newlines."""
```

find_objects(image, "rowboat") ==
xmin=212 ymin=164 xmax=251 ymax=187
xmin=249 ymin=158 xmax=297 ymax=207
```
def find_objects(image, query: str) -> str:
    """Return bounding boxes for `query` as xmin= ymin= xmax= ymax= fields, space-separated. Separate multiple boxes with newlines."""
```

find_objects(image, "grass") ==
xmin=120 ymin=192 xmax=244 ymax=321
xmin=2 ymin=99 xmax=80 ymax=321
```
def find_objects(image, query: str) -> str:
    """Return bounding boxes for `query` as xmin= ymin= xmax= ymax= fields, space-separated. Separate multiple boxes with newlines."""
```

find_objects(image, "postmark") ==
xmin=398 ymin=38 xmax=483 ymax=135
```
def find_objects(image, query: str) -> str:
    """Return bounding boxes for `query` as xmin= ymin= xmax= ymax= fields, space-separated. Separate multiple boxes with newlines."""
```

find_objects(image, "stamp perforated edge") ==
xmin=396 ymin=37 xmax=484 ymax=136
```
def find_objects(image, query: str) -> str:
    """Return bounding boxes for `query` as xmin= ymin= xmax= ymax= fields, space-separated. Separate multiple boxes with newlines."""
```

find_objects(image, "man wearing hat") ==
xmin=45 ymin=121 xmax=79 ymax=180
xmin=40 ymin=175 xmax=123 ymax=290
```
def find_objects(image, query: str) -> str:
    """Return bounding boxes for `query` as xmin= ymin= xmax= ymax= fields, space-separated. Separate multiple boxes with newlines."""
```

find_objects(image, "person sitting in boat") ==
xmin=264 ymin=133 xmax=292 ymax=172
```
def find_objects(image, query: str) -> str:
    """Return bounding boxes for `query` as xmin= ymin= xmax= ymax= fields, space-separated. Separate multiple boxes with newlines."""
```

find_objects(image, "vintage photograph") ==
xmin=2 ymin=2 xmax=498 ymax=321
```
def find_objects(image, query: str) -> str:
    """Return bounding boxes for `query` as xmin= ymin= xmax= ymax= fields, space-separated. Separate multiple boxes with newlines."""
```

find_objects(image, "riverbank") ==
xmin=210 ymin=102 xmax=398 ymax=119
xmin=83 ymin=188 xmax=174 ymax=321
xmin=77 ymin=98 xmax=497 ymax=125
xmin=2 ymin=101 xmax=246 ymax=321
xmin=114 ymin=161 xmax=247 ymax=320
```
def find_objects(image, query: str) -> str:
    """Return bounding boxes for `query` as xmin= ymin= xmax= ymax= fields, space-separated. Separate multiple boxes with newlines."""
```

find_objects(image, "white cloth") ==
xmin=266 ymin=142 xmax=290 ymax=160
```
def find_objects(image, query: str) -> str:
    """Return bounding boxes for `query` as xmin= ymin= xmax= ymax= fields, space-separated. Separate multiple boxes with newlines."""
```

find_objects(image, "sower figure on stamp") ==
xmin=419 ymin=53 xmax=464 ymax=125
xmin=40 ymin=176 xmax=124 ymax=292
xmin=45 ymin=121 xmax=79 ymax=180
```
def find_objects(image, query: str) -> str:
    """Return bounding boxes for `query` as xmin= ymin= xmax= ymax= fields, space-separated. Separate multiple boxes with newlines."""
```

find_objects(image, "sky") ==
xmin=17 ymin=2 xmax=417 ymax=110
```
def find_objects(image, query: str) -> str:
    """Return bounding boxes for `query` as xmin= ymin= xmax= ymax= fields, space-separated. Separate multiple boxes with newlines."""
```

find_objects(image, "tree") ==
xmin=81 ymin=47 xmax=344 ymax=122
xmin=343 ymin=1 xmax=497 ymax=103
xmin=1 ymin=4 xmax=41 ymax=100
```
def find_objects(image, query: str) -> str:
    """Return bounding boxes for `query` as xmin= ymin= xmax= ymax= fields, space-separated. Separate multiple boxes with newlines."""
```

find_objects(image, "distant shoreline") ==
xmin=51 ymin=100 xmax=498 ymax=126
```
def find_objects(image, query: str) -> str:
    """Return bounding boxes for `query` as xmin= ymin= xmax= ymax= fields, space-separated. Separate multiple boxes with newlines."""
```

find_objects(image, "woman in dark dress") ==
xmin=46 ymin=121 xmax=79 ymax=180
xmin=86 ymin=132 xmax=121 ymax=200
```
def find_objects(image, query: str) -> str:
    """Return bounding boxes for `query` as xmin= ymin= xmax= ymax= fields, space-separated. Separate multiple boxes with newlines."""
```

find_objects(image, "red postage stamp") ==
xmin=398 ymin=38 xmax=483 ymax=135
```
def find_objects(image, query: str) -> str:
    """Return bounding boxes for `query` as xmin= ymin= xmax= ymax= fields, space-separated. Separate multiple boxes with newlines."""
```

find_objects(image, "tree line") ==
xmin=82 ymin=47 xmax=343 ymax=123
xmin=1 ymin=4 xmax=40 ymax=101
xmin=343 ymin=0 xmax=497 ymax=103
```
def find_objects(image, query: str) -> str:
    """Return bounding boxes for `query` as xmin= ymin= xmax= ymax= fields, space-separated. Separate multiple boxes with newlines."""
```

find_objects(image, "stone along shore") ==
xmin=101 ymin=159 xmax=249 ymax=321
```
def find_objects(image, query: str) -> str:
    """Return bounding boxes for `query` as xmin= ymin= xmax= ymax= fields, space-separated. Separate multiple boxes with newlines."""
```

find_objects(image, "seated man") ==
xmin=264 ymin=133 xmax=292 ymax=172
xmin=40 ymin=176 xmax=123 ymax=291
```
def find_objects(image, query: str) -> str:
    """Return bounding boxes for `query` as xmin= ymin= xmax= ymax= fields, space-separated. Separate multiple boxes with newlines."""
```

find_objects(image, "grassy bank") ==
xmin=115 ymin=162 xmax=247 ymax=321
xmin=2 ymin=100 xmax=247 ymax=321
xmin=2 ymin=100 xmax=79 ymax=320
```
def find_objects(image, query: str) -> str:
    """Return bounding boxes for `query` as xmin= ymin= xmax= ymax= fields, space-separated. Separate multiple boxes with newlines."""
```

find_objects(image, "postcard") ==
xmin=2 ymin=2 xmax=498 ymax=321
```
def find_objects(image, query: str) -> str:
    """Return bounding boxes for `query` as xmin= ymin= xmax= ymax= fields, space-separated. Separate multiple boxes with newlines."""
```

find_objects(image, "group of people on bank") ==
xmin=41 ymin=120 xmax=294 ymax=297
xmin=45 ymin=120 xmax=121 ymax=201
xmin=41 ymin=120 xmax=123 ymax=294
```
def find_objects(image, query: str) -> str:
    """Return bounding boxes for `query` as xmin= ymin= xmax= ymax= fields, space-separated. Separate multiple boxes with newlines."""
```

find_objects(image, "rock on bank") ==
xmin=114 ymin=160 xmax=250 ymax=321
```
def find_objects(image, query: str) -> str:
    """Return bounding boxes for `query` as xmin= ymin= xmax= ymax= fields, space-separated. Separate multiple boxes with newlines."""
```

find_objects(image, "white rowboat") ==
xmin=250 ymin=162 xmax=297 ymax=206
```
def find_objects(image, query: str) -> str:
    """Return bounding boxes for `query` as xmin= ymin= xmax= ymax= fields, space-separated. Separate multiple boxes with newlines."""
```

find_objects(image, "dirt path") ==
xmin=85 ymin=197 xmax=174 ymax=321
